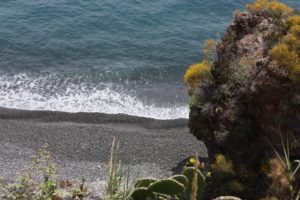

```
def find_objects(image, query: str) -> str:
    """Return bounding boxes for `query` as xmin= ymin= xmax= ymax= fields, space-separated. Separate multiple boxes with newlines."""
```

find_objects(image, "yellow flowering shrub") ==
xmin=282 ymin=34 xmax=298 ymax=50
xmin=270 ymin=43 xmax=300 ymax=82
xmin=247 ymin=0 xmax=300 ymax=82
xmin=204 ymin=39 xmax=216 ymax=60
xmin=184 ymin=61 xmax=211 ymax=92
xmin=211 ymin=154 xmax=234 ymax=174
xmin=290 ymin=25 xmax=300 ymax=37
xmin=269 ymin=8 xmax=300 ymax=83
xmin=247 ymin=0 xmax=269 ymax=11
xmin=184 ymin=39 xmax=215 ymax=95
xmin=270 ymin=44 xmax=299 ymax=69
xmin=288 ymin=15 xmax=300 ymax=26
xmin=247 ymin=0 xmax=294 ymax=17
xmin=291 ymin=64 xmax=300 ymax=81
xmin=268 ymin=1 xmax=294 ymax=15
xmin=233 ymin=10 xmax=242 ymax=19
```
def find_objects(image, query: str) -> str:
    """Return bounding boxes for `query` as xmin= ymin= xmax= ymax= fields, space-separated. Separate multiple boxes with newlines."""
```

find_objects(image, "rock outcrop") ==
xmin=187 ymin=1 xmax=300 ymax=199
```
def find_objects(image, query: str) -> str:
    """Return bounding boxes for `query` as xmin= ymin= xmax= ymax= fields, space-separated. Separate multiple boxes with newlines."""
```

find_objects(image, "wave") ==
xmin=0 ymin=73 xmax=189 ymax=120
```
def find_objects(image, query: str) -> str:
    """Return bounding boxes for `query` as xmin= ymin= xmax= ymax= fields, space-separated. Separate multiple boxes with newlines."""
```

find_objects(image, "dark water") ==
xmin=0 ymin=0 xmax=299 ymax=119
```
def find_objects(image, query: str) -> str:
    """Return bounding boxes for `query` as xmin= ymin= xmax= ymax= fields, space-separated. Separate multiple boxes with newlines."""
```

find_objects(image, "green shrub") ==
xmin=0 ymin=146 xmax=90 ymax=200
xmin=184 ymin=61 xmax=212 ymax=95
xmin=247 ymin=0 xmax=295 ymax=17
xmin=130 ymin=156 xmax=208 ymax=200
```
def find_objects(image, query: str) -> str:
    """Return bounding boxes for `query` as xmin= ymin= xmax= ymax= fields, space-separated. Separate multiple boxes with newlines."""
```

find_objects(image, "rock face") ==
xmin=188 ymin=10 xmax=300 ymax=199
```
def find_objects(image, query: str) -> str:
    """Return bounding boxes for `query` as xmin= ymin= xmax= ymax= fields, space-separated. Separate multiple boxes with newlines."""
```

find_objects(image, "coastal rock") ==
xmin=188 ymin=10 xmax=300 ymax=199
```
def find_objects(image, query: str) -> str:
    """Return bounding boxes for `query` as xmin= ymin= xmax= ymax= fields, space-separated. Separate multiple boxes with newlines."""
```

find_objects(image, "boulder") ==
xmin=188 ymin=9 xmax=300 ymax=199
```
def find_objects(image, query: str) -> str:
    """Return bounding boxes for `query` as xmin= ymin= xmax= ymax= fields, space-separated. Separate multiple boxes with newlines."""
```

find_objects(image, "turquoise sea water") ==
xmin=0 ymin=0 xmax=299 ymax=119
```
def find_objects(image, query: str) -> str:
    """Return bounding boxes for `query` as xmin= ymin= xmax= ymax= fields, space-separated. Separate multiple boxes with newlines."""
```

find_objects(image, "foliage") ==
xmin=0 ymin=146 xmax=90 ymax=200
xmin=204 ymin=154 xmax=245 ymax=199
xmin=0 ymin=143 xmax=246 ymax=200
xmin=184 ymin=38 xmax=216 ymax=96
xmin=270 ymin=44 xmax=299 ymax=69
xmin=106 ymin=137 xmax=122 ymax=198
xmin=254 ymin=0 xmax=300 ymax=83
xmin=0 ymin=146 xmax=58 ymax=200
xmin=184 ymin=61 xmax=212 ymax=95
xmin=183 ymin=167 xmax=205 ymax=200
xmin=211 ymin=155 xmax=234 ymax=174
xmin=288 ymin=16 xmax=300 ymax=27
xmin=282 ymin=34 xmax=299 ymax=50
xmin=130 ymin=155 xmax=210 ymax=200
xmin=131 ymin=177 xmax=185 ymax=200
xmin=270 ymin=13 xmax=300 ymax=83
xmin=105 ymin=137 xmax=134 ymax=200
xmin=233 ymin=10 xmax=242 ymax=19
xmin=184 ymin=0 xmax=300 ymax=199
xmin=267 ymin=135 xmax=300 ymax=200
xmin=188 ymin=95 xmax=203 ymax=109
xmin=246 ymin=0 xmax=295 ymax=17
xmin=54 ymin=179 xmax=89 ymax=199
xmin=203 ymin=39 xmax=217 ymax=61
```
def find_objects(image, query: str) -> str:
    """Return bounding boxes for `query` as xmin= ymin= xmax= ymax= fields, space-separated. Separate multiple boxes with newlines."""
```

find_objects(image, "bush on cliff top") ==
xmin=270 ymin=9 xmax=300 ymax=82
xmin=184 ymin=39 xmax=216 ymax=95
xmin=184 ymin=0 xmax=299 ymax=96
xmin=184 ymin=61 xmax=211 ymax=95
xmin=247 ymin=0 xmax=300 ymax=82
xmin=247 ymin=0 xmax=295 ymax=17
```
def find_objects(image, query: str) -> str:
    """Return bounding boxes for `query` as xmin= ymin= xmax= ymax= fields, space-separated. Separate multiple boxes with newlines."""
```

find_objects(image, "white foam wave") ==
xmin=0 ymin=73 xmax=189 ymax=119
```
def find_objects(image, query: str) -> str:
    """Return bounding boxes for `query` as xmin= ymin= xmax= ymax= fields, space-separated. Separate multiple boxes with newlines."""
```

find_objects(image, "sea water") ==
xmin=0 ymin=0 xmax=299 ymax=119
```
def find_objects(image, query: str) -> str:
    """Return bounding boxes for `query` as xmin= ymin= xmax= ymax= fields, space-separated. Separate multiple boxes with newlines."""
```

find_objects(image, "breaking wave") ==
xmin=0 ymin=73 xmax=189 ymax=119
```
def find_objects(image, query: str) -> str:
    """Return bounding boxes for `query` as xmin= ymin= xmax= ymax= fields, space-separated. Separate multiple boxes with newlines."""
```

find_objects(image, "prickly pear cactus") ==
xmin=131 ymin=178 xmax=185 ymax=200
xmin=134 ymin=178 xmax=158 ymax=188
xmin=170 ymin=175 xmax=188 ymax=188
xmin=131 ymin=187 xmax=149 ymax=200
xmin=147 ymin=179 xmax=185 ymax=196
xmin=131 ymin=167 xmax=206 ymax=200
xmin=183 ymin=167 xmax=205 ymax=200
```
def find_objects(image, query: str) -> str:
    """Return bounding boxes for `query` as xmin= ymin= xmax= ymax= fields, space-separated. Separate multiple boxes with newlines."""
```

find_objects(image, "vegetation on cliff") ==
xmin=185 ymin=0 xmax=300 ymax=199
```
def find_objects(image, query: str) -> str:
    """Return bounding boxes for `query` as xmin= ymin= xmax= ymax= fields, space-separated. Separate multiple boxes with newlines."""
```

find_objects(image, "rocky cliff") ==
xmin=186 ymin=1 xmax=300 ymax=199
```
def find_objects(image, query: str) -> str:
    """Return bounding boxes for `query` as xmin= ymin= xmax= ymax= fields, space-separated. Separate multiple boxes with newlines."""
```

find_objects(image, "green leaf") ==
xmin=131 ymin=187 xmax=149 ymax=200
xmin=148 ymin=179 xmax=184 ymax=196
xmin=292 ymin=160 xmax=300 ymax=177
xmin=170 ymin=175 xmax=188 ymax=188
xmin=183 ymin=167 xmax=205 ymax=200
xmin=134 ymin=178 xmax=158 ymax=188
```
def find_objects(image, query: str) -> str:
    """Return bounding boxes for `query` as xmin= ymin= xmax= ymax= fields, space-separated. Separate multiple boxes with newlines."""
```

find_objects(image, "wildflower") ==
xmin=288 ymin=15 xmax=300 ymax=26
xmin=270 ymin=44 xmax=299 ymax=70
xmin=247 ymin=0 xmax=294 ymax=17
xmin=282 ymin=34 xmax=298 ymax=50
xmin=184 ymin=61 xmax=211 ymax=94
xmin=268 ymin=1 xmax=294 ymax=16
xmin=290 ymin=25 xmax=300 ymax=37
xmin=189 ymin=157 xmax=196 ymax=165
xmin=211 ymin=154 xmax=234 ymax=174
xmin=204 ymin=39 xmax=216 ymax=60
xmin=247 ymin=0 xmax=269 ymax=11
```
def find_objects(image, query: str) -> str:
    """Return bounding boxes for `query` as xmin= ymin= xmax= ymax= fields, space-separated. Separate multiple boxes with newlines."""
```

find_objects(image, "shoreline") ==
xmin=0 ymin=106 xmax=188 ymax=128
